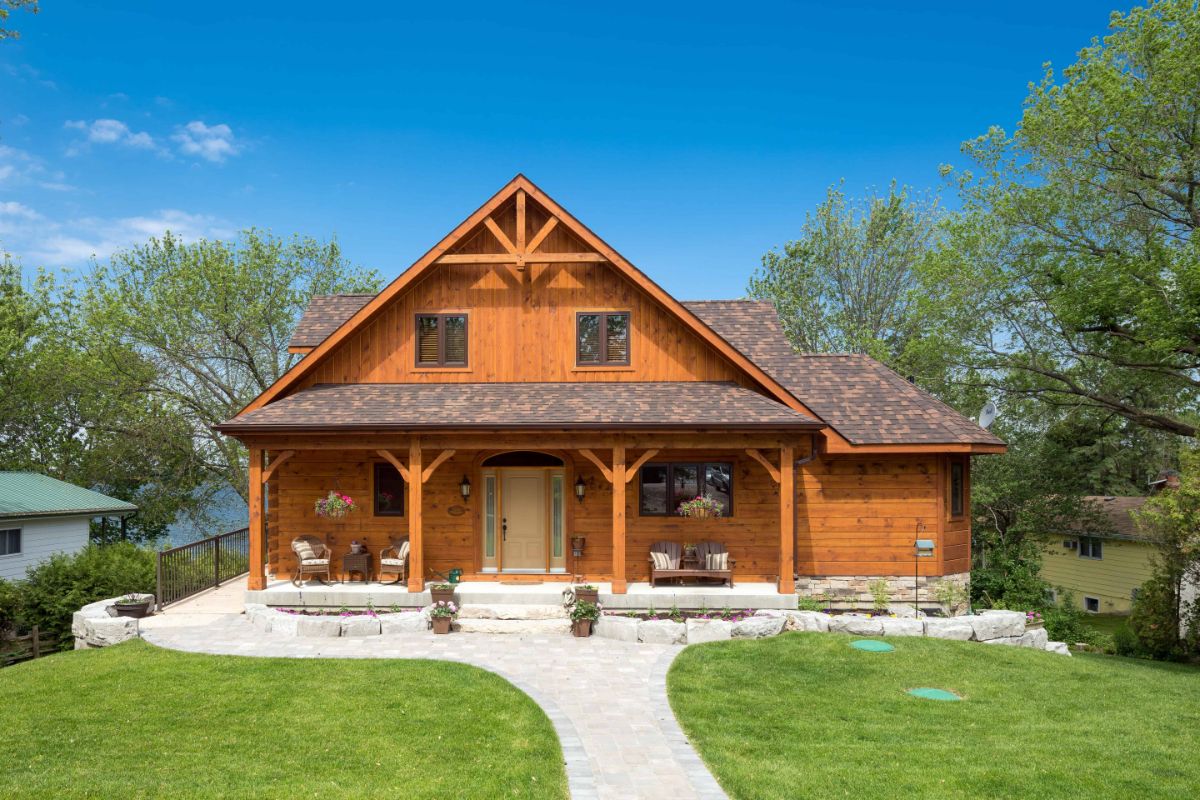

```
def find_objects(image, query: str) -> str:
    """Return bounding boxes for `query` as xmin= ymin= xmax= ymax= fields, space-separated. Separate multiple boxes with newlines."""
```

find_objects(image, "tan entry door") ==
xmin=502 ymin=470 xmax=546 ymax=571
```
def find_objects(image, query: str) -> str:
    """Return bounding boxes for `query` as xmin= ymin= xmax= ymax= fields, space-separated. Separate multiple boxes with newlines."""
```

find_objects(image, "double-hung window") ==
xmin=1079 ymin=536 xmax=1103 ymax=560
xmin=576 ymin=312 xmax=630 ymax=366
xmin=0 ymin=528 xmax=20 ymax=556
xmin=416 ymin=313 xmax=468 ymax=367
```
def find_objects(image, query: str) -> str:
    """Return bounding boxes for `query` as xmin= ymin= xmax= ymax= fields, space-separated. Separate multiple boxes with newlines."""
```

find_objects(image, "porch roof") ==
xmin=215 ymin=381 xmax=824 ymax=433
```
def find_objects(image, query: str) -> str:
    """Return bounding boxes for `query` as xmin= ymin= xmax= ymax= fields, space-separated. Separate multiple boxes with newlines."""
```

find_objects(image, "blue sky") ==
xmin=1 ymin=1 xmax=1117 ymax=299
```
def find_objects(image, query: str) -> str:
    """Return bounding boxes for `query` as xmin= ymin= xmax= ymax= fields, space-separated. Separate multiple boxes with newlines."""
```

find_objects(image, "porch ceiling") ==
xmin=216 ymin=381 xmax=824 ymax=433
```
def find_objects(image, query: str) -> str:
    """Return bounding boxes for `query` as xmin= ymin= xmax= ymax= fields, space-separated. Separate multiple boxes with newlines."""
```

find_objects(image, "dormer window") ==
xmin=416 ymin=313 xmax=467 ymax=367
xmin=576 ymin=312 xmax=630 ymax=366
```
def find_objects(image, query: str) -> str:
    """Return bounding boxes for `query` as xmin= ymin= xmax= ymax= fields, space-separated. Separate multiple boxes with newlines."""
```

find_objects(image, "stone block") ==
xmin=248 ymin=608 xmax=274 ymax=633
xmin=1019 ymin=628 xmax=1049 ymax=649
xmin=828 ymin=614 xmax=883 ymax=636
xmin=1045 ymin=641 xmax=1072 ymax=657
xmin=731 ymin=615 xmax=784 ymax=639
xmin=85 ymin=616 xmax=139 ymax=647
xmin=295 ymin=616 xmax=341 ymax=638
xmin=594 ymin=615 xmax=639 ymax=642
xmin=972 ymin=610 xmax=1026 ymax=640
xmin=788 ymin=611 xmax=832 ymax=632
xmin=638 ymin=619 xmax=686 ymax=644
xmin=340 ymin=615 xmax=382 ymax=637
xmin=457 ymin=604 xmax=567 ymax=620
xmin=268 ymin=612 xmax=301 ymax=636
xmin=879 ymin=618 xmax=925 ymax=637
xmin=379 ymin=612 xmax=427 ymax=635
xmin=687 ymin=618 xmax=733 ymax=643
xmin=923 ymin=617 xmax=975 ymax=641
xmin=981 ymin=635 xmax=1024 ymax=646
xmin=454 ymin=618 xmax=570 ymax=635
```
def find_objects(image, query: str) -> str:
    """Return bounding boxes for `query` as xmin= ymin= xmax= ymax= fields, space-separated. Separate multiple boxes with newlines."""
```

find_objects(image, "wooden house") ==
xmin=216 ymin=176 xmax=1004 ymax=603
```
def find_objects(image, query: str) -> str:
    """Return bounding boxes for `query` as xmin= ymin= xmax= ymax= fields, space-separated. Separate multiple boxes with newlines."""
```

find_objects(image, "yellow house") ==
xmin=1041 ymin=496 xmax=1156 ymax=614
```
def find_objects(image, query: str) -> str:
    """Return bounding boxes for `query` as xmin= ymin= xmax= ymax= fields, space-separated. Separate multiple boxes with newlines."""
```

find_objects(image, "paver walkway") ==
xmin=142 ymin=614 xmax=727 ymax=800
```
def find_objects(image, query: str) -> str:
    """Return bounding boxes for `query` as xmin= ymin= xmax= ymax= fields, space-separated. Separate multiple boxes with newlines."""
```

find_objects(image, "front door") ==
xmin=502 ymin=470 xmax=546 ymax=571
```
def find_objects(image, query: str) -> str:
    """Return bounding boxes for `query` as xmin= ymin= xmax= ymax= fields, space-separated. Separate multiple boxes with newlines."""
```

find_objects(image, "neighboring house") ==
xmin=0 ymin=472 xmax=138 ymax=581
xmin=1042 ymin=496 xmax=1156 ymax=614
xmin=215 ymin=176 xmax=1004 ymax=601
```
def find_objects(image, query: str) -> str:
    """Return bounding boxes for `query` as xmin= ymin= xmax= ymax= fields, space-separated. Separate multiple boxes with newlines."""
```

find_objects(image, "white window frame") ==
xmin=0 ymin=527 xmax=21 ymax=558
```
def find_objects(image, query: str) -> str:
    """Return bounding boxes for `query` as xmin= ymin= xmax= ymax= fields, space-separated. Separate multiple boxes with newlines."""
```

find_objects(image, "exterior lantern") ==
xmin=574 ymin=475 xmax=586 ymax=502
xmin=459 ymin=475 xmax=471 ymax=500
xmin=571 ymin=536 xmax=586 ymax=558
xmin=914 ymin=536 xmax=935 ymax=614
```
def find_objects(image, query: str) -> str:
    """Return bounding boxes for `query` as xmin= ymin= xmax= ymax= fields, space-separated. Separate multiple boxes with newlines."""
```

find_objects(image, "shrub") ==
xmin=19 ymin=543 xmax=156 ymax=651
xmin=868 ymin=579 xmax=890 ymax=612
xmin=0 ymin=579 xmax=24 ymax=636
xmin=1112 ymin=622 xmax=1141 ymax=658
xmin=1042 ymin=592 xmax=1097 ymax=646
xmin=1129 ymin=572 xmax=1188 ymax=661
xmin=796 ymin=595 xmax=825 ymax=612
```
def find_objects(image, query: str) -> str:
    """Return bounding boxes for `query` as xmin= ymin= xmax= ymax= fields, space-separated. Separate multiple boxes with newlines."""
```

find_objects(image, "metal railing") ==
xmin=156 ymin=527 xmax=250 ymax=610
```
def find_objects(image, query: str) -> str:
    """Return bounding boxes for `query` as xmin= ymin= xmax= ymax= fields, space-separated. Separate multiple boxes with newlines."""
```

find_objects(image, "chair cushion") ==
xmin=650 ymin=551 xmax=672 ymax=570
xmin=380 ymin=558 xmax=406 ymax=567
xmin=397 ymin=541 xmax=410 ymax=559
xmin=294 ymin=540 xmax=318 ymax=561
xmin=300 ymin=558 xmax=329 ymax=566
xmin=706 ymin=552 xmax=729 ymax=570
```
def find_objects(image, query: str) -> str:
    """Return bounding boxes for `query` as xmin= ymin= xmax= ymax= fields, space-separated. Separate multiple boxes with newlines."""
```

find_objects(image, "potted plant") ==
xmin=315 ymin=491 xmax=356 ymax=519
xmin=677 ymin=494 xmax=724 ymax=519
xmin=429 ymin=583 xmax=455 ymax=605
xmin=349 ymin=539 xmax=366 ymax=554
xmin=570 ymin=601 xmax=601 ymax=637
xmin=429 ymin=601 xmax=458 ymax=634
xmin=113 ymin=594 xmax=152 ymax=619
xmin=574 ymin=584 xmax=599 ymax=605
xmin=682 ymin=541 xmax=697 ymax=559
xmin=1025 ymin=610 xmax=1045 ymax=630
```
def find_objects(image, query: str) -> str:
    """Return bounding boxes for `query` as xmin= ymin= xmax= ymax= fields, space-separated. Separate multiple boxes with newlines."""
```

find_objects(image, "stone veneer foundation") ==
xmin=796 ymin=572 xmax=971 ymax=612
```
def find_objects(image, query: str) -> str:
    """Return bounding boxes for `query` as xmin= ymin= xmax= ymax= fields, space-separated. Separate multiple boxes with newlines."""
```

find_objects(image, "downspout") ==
xmin=793 ymin=432 xmax=819 ymax=583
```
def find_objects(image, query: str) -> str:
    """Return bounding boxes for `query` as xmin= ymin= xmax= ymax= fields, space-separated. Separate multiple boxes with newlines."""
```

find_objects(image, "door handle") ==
xmin=502 ymin=517 xmax=507 ymax=541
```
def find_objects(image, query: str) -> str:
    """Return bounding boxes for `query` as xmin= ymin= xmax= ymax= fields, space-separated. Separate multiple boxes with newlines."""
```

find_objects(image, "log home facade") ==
xmin=217 ymin=176 xmax=1004 ymax=602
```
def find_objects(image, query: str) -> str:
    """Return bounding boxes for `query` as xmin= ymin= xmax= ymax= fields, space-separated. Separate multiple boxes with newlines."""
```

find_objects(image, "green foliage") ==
xmin=868 ymin=578 xmax=890 ymax=612
xmin=1113 ymin=622 xmax=1141 ymax=658
xmin=748 ymin=182 xmax=937 ymax=364
xmin=569 ymin=601 xmax=601 ymax=622
xmin=0 ymin=0 xmax=38 ymax=41
xmin=0 ymin=578 xmax=23 ymax=635
xmin=17 ymin=543 xmax=156 ymax=651
xmin=796 ymin=595 xmax=825 ymax=612
xmin=1042 ymin=592 xmax=1098 ymax=646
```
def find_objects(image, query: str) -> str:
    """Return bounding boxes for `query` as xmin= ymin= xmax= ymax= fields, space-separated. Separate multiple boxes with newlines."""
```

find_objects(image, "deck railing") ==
xmin=156 ymin=527 xmax=250 ymax=610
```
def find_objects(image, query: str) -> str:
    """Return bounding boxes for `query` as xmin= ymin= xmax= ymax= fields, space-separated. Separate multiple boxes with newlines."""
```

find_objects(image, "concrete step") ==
xmin=455 ymin=618 xmax=571 ymax=635
xmin=457 ymin=604 xmax=567 ymax=620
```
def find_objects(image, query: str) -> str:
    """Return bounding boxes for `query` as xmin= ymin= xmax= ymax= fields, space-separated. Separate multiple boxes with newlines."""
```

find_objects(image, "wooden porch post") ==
xmin=612 ymin=443 xmax=627 ymax=594
xmin=407 ymin=438 xmax=425 ymax=592
xmin=248 ymin=447 xmax=266 ymax=590
xmin=779 ymin=444 xmax=795 ymax=594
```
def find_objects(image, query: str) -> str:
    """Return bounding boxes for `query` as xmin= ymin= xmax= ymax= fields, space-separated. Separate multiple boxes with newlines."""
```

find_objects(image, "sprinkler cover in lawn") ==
xmin=907 ymin=687 xmax=961 ymax=701
xmin=850 ymin=639 xmax=895 ymax=652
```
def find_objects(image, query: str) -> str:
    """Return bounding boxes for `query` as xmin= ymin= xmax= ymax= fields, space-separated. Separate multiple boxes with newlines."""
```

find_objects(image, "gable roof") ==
xmin=216 ymin=382 xmax=823 ymax=432
xmin=289 ymin=294 xmax=374 ymax=349
xmin=0 ymin=472 xmax=138 ymax=520
xmin=242 ymin=175 xmax=826 ymax=431
xmin=1073 ymin=496 xmax=1150 ymax=541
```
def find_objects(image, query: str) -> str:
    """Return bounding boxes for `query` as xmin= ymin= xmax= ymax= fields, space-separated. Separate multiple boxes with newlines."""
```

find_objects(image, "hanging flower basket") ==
xmin=677 ymin=494 xmax=724 ymax=518
xmin=315 ymin=491 xmax=356 ymax=519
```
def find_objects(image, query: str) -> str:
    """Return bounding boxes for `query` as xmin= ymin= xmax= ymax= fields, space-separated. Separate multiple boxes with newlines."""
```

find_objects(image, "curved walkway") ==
xmin=141 ymin=613 xmax=727 ymax=800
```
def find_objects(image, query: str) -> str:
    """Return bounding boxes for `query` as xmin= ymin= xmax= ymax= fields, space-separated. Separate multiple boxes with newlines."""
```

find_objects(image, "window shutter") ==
xmin=444 ymin=315 xmax=467 ymax=364
xmin=417 ymin=316 xmax=440 ymax=364
xmin=605 ymin=313 xmax=629 ymax=363
xmin=577 ymin=314 xmax=601 ymax=363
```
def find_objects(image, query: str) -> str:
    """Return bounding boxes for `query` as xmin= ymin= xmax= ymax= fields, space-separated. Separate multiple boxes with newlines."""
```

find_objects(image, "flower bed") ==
xmin=606 ymin=608 xmax=757 ymax=623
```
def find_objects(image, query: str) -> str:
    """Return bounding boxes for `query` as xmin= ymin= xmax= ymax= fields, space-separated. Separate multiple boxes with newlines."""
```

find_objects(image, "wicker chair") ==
xmin=379 ymin=538 xmax=410 ymax=585
xmin=290 ymin=535 xmax=332 ymax=587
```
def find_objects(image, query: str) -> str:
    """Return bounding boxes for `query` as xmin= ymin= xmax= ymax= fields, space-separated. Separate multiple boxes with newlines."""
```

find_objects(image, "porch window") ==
xmin=551 ymin=474 xmax=565 ymax=570
xmin=949 ymin=460 xmax=965 ymax=518
xmin=0 ymin=528 xmax=20 ymax=556
xmin=484 ymin=475 xmax=497 ymax=561
xmin=576 ymin=312 xmax=630 ymax=365
xmin=416 ymin=313 xmax=468 ymax=367
xmin=373 ymin=463 xmax=405 ymax=516
xmin=639 ymin=462 xmax=733 ymax=516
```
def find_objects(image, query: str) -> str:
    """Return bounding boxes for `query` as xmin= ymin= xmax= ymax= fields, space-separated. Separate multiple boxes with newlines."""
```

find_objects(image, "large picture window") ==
xmin=374 ymin=463 xmax=405 ymax=516
xmin=416 ymin=313 xmax=468 ymax=367
xmin=639 ymin=462 xmax=733 ymax=516
xmin=576 ymin=311 xmax=630 ymax=365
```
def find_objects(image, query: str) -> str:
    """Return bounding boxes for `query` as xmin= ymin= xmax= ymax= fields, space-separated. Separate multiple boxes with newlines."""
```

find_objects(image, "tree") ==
xmin=0 ymin=0 xmax=37 ymax=40
xmin=748 ymin=182 xmax=937 ymax=364
xmin=83 ymin=230 xmax=382 ymax=502
xmin=919 ymin=0 xmax=1200 ymax=438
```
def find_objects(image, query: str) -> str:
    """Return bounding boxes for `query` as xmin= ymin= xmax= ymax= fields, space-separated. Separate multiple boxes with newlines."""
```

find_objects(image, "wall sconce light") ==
xmin=571 ymin=536 xmax=586 ymax=558
xmin=459 ymin=475 xmax=471 ymax=501
xmin=574 ymin=475 xmax=586 ymax=502
xmin=914 ymin=530 xmax=935 ymax=614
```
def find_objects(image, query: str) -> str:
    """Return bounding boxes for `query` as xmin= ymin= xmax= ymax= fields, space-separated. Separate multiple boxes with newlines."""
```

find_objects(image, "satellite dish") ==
xmin=977 ymin=401 xmax=997 ymax=430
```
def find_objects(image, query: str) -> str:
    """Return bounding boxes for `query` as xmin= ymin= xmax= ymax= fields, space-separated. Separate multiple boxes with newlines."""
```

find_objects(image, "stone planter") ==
xmin=430 ymin=586 xmax=455 ymax=605
xmin=113 ymin=599 xmax=152 ymax=619
xmin=431 ymin=616 xmax=453 ymax=635
xmin=572 ymin=619 xmax=593 ymax=638
xmin=574 ymin=587 xmax=599 ymax=605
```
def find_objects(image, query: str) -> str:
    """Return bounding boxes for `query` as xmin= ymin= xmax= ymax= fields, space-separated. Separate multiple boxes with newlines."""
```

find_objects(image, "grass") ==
xmin=0 ymin=640 xmax=567 ymax=799
xmin=1079 ymin=612 xmax=1129 ymax=637
xmin=669 ymin=632 xmax=1200 ymax=800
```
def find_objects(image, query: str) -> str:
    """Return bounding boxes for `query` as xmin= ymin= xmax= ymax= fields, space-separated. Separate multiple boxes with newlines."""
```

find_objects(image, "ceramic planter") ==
xmin=113 ymin=600 xmax=152 ymax=619
xmin=430 ymin=587 xmax=455 ymax=605
xmin=431 ymin=616 xmax=453 ymax=634
xmin=572 ymin=618 xmax=593 ymax=638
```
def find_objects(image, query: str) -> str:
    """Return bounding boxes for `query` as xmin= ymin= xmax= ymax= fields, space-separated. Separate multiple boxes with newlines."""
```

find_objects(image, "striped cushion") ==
xmin=300 ymin=558 xmax=329 ymax=566
xmin=650 ymin=551 xmax=672 ymax=570
xmin=294 ymin=540 xmax=318 ymax=560
xmin=397 ymin=541 xmax=410 ymax=559
xmin=380 ymin=558 xmax=406 ymax=567
xmin=706 ymin=552 xmax=729 ymax=570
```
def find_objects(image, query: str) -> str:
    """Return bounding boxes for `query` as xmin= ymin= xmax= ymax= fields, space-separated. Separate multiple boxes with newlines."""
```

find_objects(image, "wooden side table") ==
xmin=342 ymin=551 xmax=372 ymax=583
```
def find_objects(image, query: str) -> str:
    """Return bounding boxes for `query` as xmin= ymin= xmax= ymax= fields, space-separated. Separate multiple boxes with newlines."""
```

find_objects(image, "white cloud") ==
xmin=0 ymin=144 xmax=74 ymax=192
xmin=172 ymin=121 xmax=240 ymax=163
xmin=64 ymin=118 xmax=161 ymax=155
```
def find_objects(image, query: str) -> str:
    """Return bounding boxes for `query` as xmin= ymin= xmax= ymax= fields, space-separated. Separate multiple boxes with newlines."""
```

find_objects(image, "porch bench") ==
xmin=649 ymin=540 xmax=734 ymax=588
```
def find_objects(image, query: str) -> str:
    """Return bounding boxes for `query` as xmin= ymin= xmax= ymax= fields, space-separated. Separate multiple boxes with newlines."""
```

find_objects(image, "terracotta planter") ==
xmin=113 ymin=600 xmax=152 ymax=619
xmin=430 ymin=587 xmax=455 ymax=605
xmin=574 ymin=588 xmax=599 ymax=605
xmin=572 ymin=619 xmax=593 ymax=638
xmin=431 ymin=616 xmax=453 ymax=634
xmin=1026 ymin=621 xmax=1045 ymax=630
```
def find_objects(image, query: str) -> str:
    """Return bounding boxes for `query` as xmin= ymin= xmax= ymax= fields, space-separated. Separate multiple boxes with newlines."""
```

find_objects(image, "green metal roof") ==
xmin=0 ymin=472 xmax=138 ymax=520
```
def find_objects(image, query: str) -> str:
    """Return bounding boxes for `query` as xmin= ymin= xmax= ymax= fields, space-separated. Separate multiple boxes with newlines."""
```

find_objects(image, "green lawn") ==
xmin=0 ymin=640 xmax=567 ymax=799
xmin=669 ymin=633 xmax=1200 ymax=800
xmin=1079 ymin=613 xmax=1129 ymax=638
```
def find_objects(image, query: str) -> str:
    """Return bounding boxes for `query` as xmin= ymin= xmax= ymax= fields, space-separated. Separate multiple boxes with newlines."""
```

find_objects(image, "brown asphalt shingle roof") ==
xmin=217 ymin=382 xmax=823 ymax=432
xmin=280 ymin=294 xmax=1003 ymax=446
xmin=1074 ymin=496 xmax=1150 ymax=541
